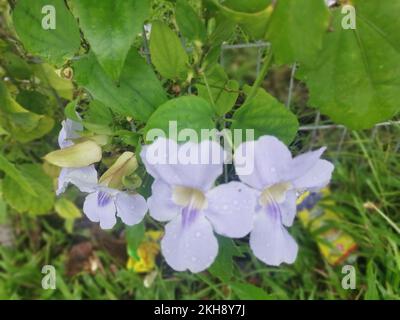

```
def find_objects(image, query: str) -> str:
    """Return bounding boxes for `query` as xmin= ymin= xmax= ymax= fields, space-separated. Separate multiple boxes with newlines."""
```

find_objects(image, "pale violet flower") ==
xmin=234 ymin=136 xmax=334 ymax=266
xmin=56 ymin=119 xmax=98 ymax=195
xmin=141 ymin=137 xmax=257 ymax=273
xmin=82 ymin=181 xmax=147 ymax=230
xmin=56 ymin=120 xmax=147 ymax=229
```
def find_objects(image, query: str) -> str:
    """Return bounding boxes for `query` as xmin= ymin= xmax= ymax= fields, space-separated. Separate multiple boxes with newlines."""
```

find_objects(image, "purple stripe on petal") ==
xmin=97 ymin=191 xmax=112 ymax=207
xmin=266 ymin=200 xmax=282 ymax=223
xmin=181 ymin=206 xmax=199 ymax=229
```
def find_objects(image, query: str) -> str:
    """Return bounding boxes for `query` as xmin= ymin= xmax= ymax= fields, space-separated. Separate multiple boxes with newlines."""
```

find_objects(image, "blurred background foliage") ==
xmin=0 ymin=0 xmax=399 ymax=300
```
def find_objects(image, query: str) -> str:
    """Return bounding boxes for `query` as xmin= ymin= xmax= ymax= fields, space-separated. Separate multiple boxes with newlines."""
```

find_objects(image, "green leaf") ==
xmin=83 ymin=100 xmax=113 ymax=135
xmin=299 ymin=2 xmax=400 ymax=129
xmin=144 ymin=96 xmax=216 ymax=142
xmin=71 ymin=0 xmax=150 ymax=81
xmin=32 ymin=63 xmax=74 ymax=100
xmin=126 ymin=222 xmax=145 ymax=260
xmin=230 ymin=282 xmax=271 ymax=300
xmin=12 ymin=0 xmax=81 ymax=65
xmin=176 ymin=0 xmax=206 ymax=43
xmin=212 ymin=0 xmax=273 ymax=39
xmin=16 ymin=90 xmax=53 ymax=115
xmin=0 ymin=153 xmax=37 ymax=197
xmin=149 ymin=21 xmax=189 ymax=80
xmin=64 ymin=100 xmax=81 ymax=122
xmin=116 ymin=130 xmax=141 ymax=147
xmin=208 ymin=237 xmax=239 ymax=282
xmin=197 ymin=64 xmax=239 ymax=116
xmin=0 ymin=125 xmax=8 ymax=136
xmin=2 ymin=164 xmax=55 ymax=215
xmin=54 ymin=198 xmax=81 ymax=220
xmin=202 ymin=15 xmax=236 ymax=70
xmin=0 ymin=82 xmax=54 ymax=142
xmin=266 ymin=0 xmax=329 ymax=65
xmin=231 ymin=86 xmax=298 ymax=145
xmin=74 ymin=49 xmax=167 ymax=121
xmin=0 ymin=51 xmax=32 ymax=79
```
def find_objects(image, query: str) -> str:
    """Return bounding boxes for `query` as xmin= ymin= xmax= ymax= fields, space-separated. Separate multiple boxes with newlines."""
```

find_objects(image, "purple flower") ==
xmin=141 ymin=137 xmax=256 ymax=273
xmin=57 ymin=119 xmax=98 ymax=195
xmin=56 ymin=120 xmax=147 ymax=229
xmin=235 ymin=136 xmax=334 ymax=266
xmin=82 ymin=184 xmax=147 ymax=230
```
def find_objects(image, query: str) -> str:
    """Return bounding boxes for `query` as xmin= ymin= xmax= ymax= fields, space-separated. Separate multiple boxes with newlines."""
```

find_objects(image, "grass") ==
xmin=0 ymin=124 xmax=399 ymax=300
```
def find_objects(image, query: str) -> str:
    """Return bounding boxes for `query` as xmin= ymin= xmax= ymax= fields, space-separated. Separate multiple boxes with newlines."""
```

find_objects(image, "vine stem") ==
xmin=243 ymin=47 xmax=273 ymax=107
xmin=201 ymin=72 xmax=216 ymax=108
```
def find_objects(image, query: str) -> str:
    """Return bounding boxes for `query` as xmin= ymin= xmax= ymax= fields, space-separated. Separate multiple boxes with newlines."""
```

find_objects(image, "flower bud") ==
xmin=99 ymin=152 xmax=138 ymax=189
xmin=44 ymin=140 xmax=102 ymax=168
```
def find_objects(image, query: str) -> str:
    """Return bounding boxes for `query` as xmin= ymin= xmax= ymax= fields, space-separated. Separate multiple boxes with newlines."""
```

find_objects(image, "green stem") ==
xmin=243 ymin=47 xmax=273 ymax=106
xmin=201 ymin=72 xmax=216 ymax=108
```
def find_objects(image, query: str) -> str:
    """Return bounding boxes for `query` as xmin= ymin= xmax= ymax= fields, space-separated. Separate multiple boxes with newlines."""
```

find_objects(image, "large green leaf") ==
xmin=266 ymin=0 xmax=329 ymax=65
xmin=300 ymin=2 xmax=400 ymax=129
xmin=16 ymin=90 xmax=53 ymax=116
xmin=231 ymin=86 xmax=298 ymax=145
xmin=175 ymin=0 xmax=206 ymax=43
xmin=144 ymin=96 xmax=216 ymax=142
xmin=12 ymin=0 xmax=81 ymax=65
xmin=149 ymin=21 xmax=189 ymax=80
xmin=83 ymin=100 xmax=114 ymax=135
xmin=197 ymin=64 xmax=239 ymax=116
xmin=2 ymin=164 xmax=55 ymax=215
xmin=211 ymin=0 xmax=273 ymax=39
xmin=32 ymin=63 xmax=74 ymax=100
xmin=71 ymin=0 xmax=150 ymax=81
xmin=0 ymin=153 xmax=37 ymax=197
xmin=0 ymin=51 xmax=32 ymax=80
xmin=73 ymin=49 xmax=167 ymax=121
xmin=0 ymin=82 xmax=54 ymax=142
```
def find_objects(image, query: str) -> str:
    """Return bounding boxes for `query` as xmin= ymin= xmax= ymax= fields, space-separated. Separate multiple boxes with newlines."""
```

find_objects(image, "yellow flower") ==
xmin=127 ymin=231 xmax=163 ymax=273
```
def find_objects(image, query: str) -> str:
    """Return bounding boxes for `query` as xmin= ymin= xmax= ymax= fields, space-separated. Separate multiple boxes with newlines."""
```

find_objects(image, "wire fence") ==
xmin=141 ymin=35 xmax=400 ymax=156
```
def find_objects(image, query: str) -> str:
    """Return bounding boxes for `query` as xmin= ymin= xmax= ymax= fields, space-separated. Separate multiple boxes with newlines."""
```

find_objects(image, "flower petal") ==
xmin=279 ymin=190 xmax=297 ymax=227
xmin=161 ymin=213 xmax=218 ymax=273
xmin=235 ymin=136 xmax=292 ymax=190
xmin=249 ymin=208 xmax=298 ymax=266
xmin=115 ymin=192 xmax=147 ymax=226
xmin=141 ymin=137 xmax=224 ymax=191
xmin=57 ymin=165 xmax=98 ymax=195
xmin=148 ymin=180 xmax=181 ymax=222
xmin=45 ymin=140 xmax=102 ymax=168
xmin=292 ymin=159 xmax=334 ymax=191
xmin=83 ymin=191 xmax=116 ymax=229
xmin=204 ymin=181 xmax=256 ymax=238
xmin=58 ymin=119 xmax=82 ymax=149
xmin=284 ymin=147 xmax=327 ymax=182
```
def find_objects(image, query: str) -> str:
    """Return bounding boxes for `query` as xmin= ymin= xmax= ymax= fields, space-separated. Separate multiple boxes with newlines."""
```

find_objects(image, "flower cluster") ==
xmin=53 ymin=122 xmax=334 ymax=273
